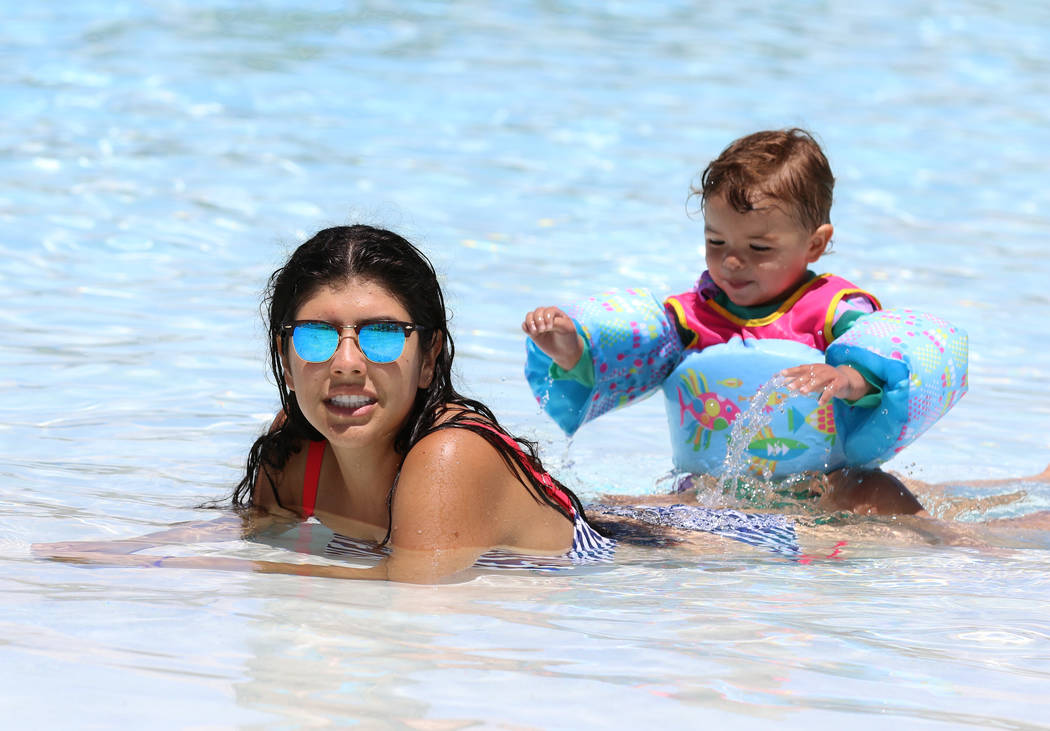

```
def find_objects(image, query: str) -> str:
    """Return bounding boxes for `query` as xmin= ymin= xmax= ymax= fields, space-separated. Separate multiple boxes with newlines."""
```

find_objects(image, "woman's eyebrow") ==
xmin=356 ymin=316 xmax=411 ymax=325
xmin=297 ymin=313 xmax=408 ymax=324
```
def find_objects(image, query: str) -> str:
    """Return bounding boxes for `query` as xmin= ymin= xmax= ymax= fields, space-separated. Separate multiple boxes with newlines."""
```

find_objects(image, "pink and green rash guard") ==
xmin=664 ymin=270 xmax=880 ymax=353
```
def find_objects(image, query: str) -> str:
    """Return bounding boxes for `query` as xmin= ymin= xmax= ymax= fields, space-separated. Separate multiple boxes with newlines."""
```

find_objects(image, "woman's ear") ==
xmin=418 ymin=334 xmax=443 ymax=390
xmin=807 ymin=223 xmax=834 ymax=261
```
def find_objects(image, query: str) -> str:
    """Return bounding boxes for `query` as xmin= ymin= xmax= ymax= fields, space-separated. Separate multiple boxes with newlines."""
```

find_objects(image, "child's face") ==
xmin=703 ymin=193 xmax=831 ymax=307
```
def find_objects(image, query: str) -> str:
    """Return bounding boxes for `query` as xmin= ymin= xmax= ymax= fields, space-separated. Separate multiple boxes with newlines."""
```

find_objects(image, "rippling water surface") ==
xmin=2 ymin=1 xmax=1049 ymax=728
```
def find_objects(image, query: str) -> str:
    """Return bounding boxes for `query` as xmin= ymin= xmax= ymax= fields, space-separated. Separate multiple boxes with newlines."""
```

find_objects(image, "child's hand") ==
xmin=522 ymin=306 xmax=585 ymax=371
xmin=779 ymin=363 xmax=872 ymax=407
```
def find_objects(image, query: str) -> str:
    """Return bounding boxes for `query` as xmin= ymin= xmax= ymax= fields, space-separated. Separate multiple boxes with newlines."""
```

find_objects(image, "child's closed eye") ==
xmin=706 ymin=238 xmax=725 ymax=247
xmin=749 ymin=243 xmax=772 ymax=252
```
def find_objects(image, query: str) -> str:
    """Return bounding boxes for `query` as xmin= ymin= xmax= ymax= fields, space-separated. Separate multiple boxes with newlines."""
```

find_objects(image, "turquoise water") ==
xmin=3 ymin=1 xmax=1050 ymax=728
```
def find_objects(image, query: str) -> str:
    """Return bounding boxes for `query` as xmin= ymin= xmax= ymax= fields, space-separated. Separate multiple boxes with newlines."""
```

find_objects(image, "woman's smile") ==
xmin=325 ymin=392 xmax=378 ymax=417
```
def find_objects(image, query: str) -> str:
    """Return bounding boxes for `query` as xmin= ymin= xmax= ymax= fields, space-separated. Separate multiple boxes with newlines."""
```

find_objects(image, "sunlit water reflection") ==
xmin=2 ymin=1 xmax=1049 ymax=728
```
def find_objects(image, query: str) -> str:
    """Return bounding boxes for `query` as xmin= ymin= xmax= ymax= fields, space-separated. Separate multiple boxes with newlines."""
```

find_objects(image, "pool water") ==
xmin=2 ymin=1 xmax=1049 ymax=727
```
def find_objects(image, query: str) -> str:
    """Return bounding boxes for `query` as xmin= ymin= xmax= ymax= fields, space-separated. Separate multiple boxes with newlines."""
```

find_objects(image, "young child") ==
xmin=521 ymin=129 xmax=969 ymax=515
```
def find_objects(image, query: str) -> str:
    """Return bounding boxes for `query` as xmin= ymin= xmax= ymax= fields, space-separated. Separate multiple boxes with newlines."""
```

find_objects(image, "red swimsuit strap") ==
xmin=466 ymin=421 xmax=575 ymax=516
xmin=301 ymin=440 xmax=326 ymax=518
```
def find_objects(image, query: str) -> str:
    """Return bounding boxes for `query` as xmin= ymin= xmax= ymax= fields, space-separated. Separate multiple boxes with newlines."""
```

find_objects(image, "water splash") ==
xmin=704 ymin=375 xmax=829 ymax=511
xmin=718 ymin=374 xmax=786 ymax=487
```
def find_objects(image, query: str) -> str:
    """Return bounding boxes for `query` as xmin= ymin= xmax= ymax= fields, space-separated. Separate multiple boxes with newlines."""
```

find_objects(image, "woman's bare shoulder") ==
xmin=395 ymin=411 xmax=526 ymax=515
xmin=390 ymin=415 xmax=548 ymax=564
xmin=403 ymin=420 xmax=503 ymax=476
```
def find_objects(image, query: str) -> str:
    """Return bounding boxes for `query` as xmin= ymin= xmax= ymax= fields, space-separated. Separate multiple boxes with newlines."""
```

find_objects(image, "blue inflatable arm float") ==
xmin=524 ymin=288 xmax=681 ymax=435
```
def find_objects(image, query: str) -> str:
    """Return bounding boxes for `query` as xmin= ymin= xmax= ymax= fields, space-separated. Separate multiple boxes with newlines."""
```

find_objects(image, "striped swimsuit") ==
xmin=585 ymin=503 xmax=803 ymax=557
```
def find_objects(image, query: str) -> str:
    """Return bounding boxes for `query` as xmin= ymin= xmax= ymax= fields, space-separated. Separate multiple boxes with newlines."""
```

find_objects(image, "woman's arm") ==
xmin=34 ymin=548 xmax=395 ymax=581
xmin=31 ymin=511 xmax=285 ymax=558
xmin=33 ymin=495 xmax=484 ymax=585
xmin=31 ymin=511 xmax=398 ymax=581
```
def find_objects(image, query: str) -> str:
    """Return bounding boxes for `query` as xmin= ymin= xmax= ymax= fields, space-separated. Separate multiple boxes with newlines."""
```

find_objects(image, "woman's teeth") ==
xmin=329 ymin=395 xmax=375 ymax=408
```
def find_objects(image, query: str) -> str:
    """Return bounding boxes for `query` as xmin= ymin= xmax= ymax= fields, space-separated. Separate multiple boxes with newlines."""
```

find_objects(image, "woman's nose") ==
xmin=330 ymin=334 xmax=367 ymax=373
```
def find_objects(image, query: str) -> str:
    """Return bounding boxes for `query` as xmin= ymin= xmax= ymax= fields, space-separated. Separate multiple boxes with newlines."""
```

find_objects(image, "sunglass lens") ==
xmin=358 ymin=323 xmax=407 ymax=363
xmin=292 ymin=323 xmax=339 ymax=362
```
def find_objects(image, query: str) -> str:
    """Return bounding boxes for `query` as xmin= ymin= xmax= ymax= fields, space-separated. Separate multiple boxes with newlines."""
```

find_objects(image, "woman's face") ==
xmin=281 ymin=276 xmax=439 ymax=452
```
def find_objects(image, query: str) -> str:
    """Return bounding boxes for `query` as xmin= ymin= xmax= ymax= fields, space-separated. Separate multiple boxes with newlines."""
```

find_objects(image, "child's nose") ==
xmin=723 ymin=253 xmax=745 ymax=270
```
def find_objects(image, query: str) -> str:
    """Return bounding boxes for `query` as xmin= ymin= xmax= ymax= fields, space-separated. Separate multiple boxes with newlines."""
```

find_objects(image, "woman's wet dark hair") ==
xmin=230 ymin=225 xmax=587 ymax=541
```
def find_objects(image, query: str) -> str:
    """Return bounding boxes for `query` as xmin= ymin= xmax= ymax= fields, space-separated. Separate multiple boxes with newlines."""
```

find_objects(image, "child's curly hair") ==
xmin=693 ymin=128 xmax=835 ymax=232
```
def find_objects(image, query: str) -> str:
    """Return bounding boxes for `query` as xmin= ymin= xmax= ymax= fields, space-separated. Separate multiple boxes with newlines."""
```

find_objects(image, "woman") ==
xmin=36 ymin=225 xmax=615 ymax=583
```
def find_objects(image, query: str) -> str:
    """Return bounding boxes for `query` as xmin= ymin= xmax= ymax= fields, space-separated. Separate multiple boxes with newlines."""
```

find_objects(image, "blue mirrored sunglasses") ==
xmin=282 ymin=320 xmax=426 ymax=364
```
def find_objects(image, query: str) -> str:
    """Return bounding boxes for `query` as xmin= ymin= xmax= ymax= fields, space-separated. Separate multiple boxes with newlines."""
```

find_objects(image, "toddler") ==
xmin=522 ymin=129 xmax=963 ymax=515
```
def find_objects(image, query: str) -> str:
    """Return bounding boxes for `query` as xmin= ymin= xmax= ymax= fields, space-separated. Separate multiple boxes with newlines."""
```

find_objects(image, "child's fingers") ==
xmin=815 ymin=372 xmax=852 ymax=406
xmin=547 ymin=313 xmax=576 ymax=334
xmin=522 ymin=307 xmax=553 ymax=333
xmin=522 ymin=307 xmax=573 ymax=335
xmin=779 ymin=364 xmax=841 ymax=402
xmin=780 ymin=365 xmax=819 ymax=390
xmin=780 ymin=365 xmax=818 ymax=387
xmin=521 ymin=307 xmax=545 ymax=333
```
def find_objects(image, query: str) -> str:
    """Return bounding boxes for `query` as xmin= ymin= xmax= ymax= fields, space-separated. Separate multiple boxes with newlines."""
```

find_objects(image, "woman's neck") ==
xmin=323 ymin=440 xmax=404 ymax=528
